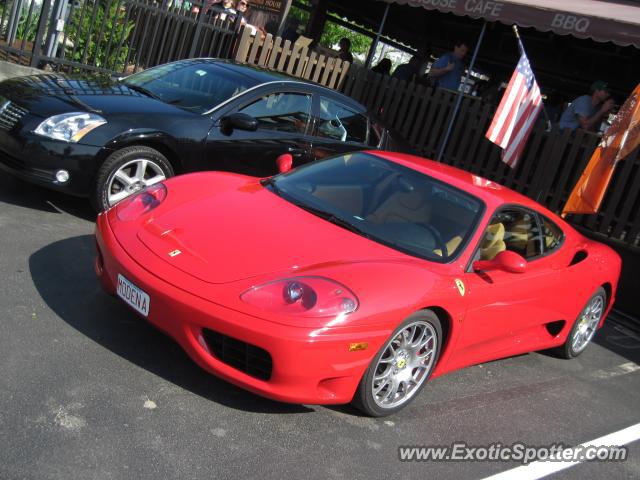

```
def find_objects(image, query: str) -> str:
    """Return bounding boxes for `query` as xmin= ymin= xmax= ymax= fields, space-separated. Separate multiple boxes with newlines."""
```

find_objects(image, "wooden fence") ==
xmin=233 ymin=27 xmax=351 ymax=90
xmin=232 ymin=30 xmax=640 ymax=250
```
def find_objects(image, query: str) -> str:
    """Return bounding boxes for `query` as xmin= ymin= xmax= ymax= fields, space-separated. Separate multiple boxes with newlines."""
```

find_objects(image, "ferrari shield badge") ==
xmin=455 ymin=279 xmax=465 ymax=297
xmin=168 ymin=249 xmax=182 ymax=257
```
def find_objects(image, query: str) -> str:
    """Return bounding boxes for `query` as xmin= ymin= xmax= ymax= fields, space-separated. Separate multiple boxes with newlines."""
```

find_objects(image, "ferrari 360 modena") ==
xmin=95 ymin=150 xmax=621 ymax=416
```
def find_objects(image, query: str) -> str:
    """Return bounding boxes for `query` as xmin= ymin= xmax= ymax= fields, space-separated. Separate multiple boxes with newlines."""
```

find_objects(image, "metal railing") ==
xmin=0 ymin=0 xmax=243 ymax=75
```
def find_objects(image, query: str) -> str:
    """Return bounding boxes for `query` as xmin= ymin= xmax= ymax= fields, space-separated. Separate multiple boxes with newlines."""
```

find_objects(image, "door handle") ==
xmin=287 ymin=147 xmax=306 ymax=157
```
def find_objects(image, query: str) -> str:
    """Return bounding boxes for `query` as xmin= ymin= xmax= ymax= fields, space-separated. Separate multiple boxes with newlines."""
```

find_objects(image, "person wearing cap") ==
xmin=559 ymin=81 xmax=615 ymax=131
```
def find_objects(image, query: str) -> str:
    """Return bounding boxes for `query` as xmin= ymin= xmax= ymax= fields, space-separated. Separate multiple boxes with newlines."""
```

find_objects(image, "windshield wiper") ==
xmin=123 ymin=83 xmax=162 ymax=101
xmin=297 ymin=204 xmax=370 ymax=237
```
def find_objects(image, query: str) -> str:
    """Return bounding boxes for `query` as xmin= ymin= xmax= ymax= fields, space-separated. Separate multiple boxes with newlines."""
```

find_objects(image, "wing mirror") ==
xmin=276 ymin=153 xmax=293 ymax=173
xmin=473 ymin=250 xmax=527 ymax=274
xmin=220 ymin=113 xmax=258 ymax=134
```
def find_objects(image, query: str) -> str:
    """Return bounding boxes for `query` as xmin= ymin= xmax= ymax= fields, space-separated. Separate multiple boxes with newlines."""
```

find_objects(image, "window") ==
xmin=478 ymin=209 xmax=543 ymax=261
xmin=317 ymin=97 xmax=368 ymax=144
xmin=239 ymin=93 xmax=311 ymax=133
xmin=541 ymin=216 xmax=563 ymax=252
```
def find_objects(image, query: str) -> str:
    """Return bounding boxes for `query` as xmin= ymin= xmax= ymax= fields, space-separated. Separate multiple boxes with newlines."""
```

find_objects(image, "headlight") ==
xmin=241 ymin=276 xmax=358 ymax=318
xmin=34 ymin=112 xmax=107 ymax=142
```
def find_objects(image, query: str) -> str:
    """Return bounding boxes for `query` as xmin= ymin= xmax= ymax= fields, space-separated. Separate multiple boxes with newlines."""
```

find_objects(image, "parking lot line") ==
xmin=481 ymin=423 xmax=640 ymax=480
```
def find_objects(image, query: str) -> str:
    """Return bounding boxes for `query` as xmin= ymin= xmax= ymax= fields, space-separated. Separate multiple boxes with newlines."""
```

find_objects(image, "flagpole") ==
xmin=435 ymin=21 xmax=487 ymax=162
xmin=513 ymin=25 xmax=553 ymax=130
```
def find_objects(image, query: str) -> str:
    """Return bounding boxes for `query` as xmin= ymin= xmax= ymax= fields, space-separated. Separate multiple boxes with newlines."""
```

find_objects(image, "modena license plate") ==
xmin=117 ymin=274 xmax=150 ymax=317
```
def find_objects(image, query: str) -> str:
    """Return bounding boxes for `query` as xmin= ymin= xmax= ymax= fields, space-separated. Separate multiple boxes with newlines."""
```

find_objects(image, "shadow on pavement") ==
xmin=29 ymin=234 xmax=313 ymax=415
xmin=593 ymin=319 xmax=640 ymax=365
xmin=0 ymin=174 xmax=96 ymax=222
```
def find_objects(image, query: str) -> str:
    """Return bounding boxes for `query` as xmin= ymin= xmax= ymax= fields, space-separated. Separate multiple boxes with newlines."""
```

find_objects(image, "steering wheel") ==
xmin=423 ymin=224 xmax=446 ymax=256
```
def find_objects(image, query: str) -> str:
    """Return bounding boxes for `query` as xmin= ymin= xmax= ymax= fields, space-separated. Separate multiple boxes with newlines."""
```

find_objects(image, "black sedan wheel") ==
xmin=93 ymin=146 xmax=174 ymax=211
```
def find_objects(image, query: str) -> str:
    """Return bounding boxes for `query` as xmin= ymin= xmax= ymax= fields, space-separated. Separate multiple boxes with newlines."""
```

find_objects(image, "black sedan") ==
xmin=0 ymin=59 xmax=406 ymax=210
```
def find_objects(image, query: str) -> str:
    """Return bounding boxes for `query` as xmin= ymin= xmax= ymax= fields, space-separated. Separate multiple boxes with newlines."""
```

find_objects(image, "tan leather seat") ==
xmin=367 ymin=187 xmax=432 ymax=225
xmin=480 ymin=222 xmax=506 ymax=260
xmin=433 ymin=235 xmax=463 ymax=257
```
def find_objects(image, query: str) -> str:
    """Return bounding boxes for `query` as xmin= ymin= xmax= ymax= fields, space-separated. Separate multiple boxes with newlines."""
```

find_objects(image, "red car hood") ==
xmin=136 ymin=176 xmax=404 ymax=284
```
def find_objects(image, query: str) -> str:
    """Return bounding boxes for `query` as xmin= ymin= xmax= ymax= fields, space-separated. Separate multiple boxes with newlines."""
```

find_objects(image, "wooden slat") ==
xmin=311 ymin=55 xmax=325 ymax=83
xmin=387 ymin=80 xmax=410 ymax=130
xmin=276 ymin=39 xmax=291 ymax=71
xmin=303 ymin=51 xmax=317 ymax=80
xmin=267 ymin=37 xmax=282 ymax=69
xmin=336 ymin=62 xmax=350 ymax=91
xmin=233 ymin=27 xmax=252 ymax=63
xmin=611 ymin=150 xmax=640 ymax=239
xmin=247 ymin=32 xmax=261 ymax=65
xmin=401 ymin=85 xmax=425 ymax=139
xmin=597 ymin=151 xmax=637 ymax=235
xmin=294 ymin=46 xmax=308 ymax=77
xmin=328 ymin=59 xmax=343 ymax=89
xmin=380 ymin=77 xmax=399 ymax=124
xmin=372 ymin=73 xmax=390 ymax=115
xmin=257 ymin=33 xmax=272 ymax=67
xmin=320 ymin=57 xmax=336 ymax=86
xmin=408 ymin=87 xmax=433 ymax=147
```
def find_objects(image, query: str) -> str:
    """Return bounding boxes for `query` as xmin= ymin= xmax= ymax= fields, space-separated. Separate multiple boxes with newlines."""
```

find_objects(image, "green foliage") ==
xmin=0 ymin=3 xmax=41 ymax=43
xmin=66 ymin=1 xmax=135 ymax=71
xmin=288 ymin=2 xmax=371 ymax=57
xmin=319 ymin=20 xmax=371 ymax=56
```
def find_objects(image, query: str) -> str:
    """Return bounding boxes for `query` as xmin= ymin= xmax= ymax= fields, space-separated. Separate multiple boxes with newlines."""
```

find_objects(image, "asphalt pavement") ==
xmin=1 ymin=174 xmax=639 ymax=480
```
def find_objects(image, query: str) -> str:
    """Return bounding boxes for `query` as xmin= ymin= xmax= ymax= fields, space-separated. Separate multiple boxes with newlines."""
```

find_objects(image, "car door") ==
xmin=202 ymin=86 xmax=315 ymax=177
xmin=310 ymin=95 xmax=380 ymax=161
xmin=451 ymin=207 xmax=569 ymax=367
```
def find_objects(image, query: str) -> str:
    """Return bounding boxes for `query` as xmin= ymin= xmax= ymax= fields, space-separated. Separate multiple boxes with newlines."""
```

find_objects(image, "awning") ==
xmin=380 ymin=0 xmax=640 ymax=48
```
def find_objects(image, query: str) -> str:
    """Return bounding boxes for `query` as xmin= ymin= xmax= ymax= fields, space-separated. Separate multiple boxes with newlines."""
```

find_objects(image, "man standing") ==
xmin=559 ymin=81 xmax=615 ymax=131
xmin=429 ymin=40 xmax=469 ymax=91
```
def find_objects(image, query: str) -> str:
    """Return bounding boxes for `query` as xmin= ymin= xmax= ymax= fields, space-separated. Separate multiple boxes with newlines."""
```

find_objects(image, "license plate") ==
xmin=116 ymin=274 xmax=150 ymax=317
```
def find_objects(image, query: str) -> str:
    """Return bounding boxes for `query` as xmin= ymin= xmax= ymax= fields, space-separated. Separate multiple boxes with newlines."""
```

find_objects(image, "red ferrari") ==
xmin=95 ymin=151 xmax=621 ymax=416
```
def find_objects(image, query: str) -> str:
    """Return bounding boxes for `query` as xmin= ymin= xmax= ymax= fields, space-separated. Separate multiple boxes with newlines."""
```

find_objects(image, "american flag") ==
xmin=486 ymin=40 xmax=543 ymax=168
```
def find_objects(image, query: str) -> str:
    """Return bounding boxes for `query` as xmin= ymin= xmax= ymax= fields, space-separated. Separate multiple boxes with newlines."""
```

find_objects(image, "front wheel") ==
xmin=92 ymin=146 xmax=174 ymax=211
xmin=557 ymin=287 xmax=606 ymax=359
xmin=352 ymin=310 xmax=442 ymax=417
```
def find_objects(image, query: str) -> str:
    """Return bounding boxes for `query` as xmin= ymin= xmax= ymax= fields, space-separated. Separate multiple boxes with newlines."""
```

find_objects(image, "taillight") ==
xmin=116 ymin=183 xmax=167 ymax=221
xmin=240 ymin=276 xmax=358 ymax=318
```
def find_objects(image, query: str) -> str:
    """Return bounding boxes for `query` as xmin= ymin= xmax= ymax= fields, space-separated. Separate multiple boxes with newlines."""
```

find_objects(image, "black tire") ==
xmin=556 ymin=287 xmax=606 ymax=359
xmin=352 ymin=310 xmax=442 ymax=417
xmin=91 ymin=146 xmax=174 ymax=212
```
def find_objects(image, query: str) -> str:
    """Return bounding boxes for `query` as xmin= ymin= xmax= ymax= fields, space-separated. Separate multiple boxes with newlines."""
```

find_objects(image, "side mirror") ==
xmin=473 ymin=250 xmax=527 ymax=274
xmin=220 ymin=113 xmax=258 ymax=133
xmin=276 ymin=153 xmax=293 ymax=174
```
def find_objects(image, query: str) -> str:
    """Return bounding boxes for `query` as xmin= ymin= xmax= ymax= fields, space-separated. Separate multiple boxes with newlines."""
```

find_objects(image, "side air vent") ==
xmin=569 ymin=250 xmax=588 ymax=266
xmin=545 ymin=320 xmax=566 ymax=337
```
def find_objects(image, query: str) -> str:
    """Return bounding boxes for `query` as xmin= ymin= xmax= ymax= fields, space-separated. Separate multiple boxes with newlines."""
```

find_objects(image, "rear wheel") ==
xmin=352 ymin=310 xmax=442 ymax=416
xmin=557 ymin=287 xmax=606 ymax=359
xmin=92 ymin=146 xmax=174 ymax=211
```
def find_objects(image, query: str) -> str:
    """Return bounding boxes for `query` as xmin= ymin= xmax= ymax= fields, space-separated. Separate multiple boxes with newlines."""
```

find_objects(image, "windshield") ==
xmin=122 ymin=60 xmax=257 ymax=113
xmin=269 ymin=152 xmax=484 ymax=262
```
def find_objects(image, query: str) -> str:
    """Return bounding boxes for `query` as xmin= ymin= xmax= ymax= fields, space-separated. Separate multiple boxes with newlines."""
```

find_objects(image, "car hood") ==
xmin=135 ymin=175 xmax=407 ymax=284
xmin=0 ymin=73 xmax=184 ymax=117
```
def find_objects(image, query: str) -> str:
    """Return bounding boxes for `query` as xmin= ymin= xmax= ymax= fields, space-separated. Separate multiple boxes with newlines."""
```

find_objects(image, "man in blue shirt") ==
xmin=559 ymin=81 xmax=614 ymax=131
xmin=429 ymin=40 xmax=469 ymax=91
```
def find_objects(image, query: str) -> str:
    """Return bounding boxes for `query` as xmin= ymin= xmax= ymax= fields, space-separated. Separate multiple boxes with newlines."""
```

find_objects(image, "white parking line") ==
xmin=481 ymin=423 xmax=640 ymax=480
xmin=591 ymin=361 xmax=640 ymax=379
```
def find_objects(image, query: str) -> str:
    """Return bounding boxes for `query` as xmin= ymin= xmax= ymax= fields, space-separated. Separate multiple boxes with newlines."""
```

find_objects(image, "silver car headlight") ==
xmin=34 ymin=112 xmax=107 ymax=142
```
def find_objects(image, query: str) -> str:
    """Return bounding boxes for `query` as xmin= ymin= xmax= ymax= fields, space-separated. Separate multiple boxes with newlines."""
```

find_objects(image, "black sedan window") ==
xmin=239 ymin=93 xmax=312 ymax=134
xmin=268 ymin=152 xmax=483 ymax=262
xmin=122 ymin=61 xmax=256 ymax=114
xmin=317 ymin=97 xmax=368 ymax=144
